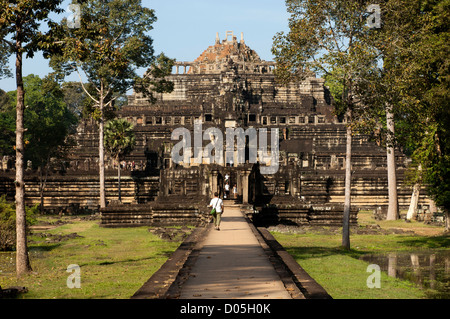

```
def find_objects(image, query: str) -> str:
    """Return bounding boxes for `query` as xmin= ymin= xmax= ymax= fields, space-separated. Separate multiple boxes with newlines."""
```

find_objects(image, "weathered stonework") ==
xmin=0 ymin=31 xmax=436 ymax=226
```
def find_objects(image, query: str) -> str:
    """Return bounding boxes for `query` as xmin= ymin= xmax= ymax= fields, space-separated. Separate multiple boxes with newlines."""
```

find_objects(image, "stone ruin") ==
xmin=0 ymin=31 xmax=437 ymax=227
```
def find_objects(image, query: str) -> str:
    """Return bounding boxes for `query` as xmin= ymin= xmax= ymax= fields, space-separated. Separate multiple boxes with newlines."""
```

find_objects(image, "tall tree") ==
xmin=385 ymin=107 xmax=399 ymax=220
xmin=388 ymin=0 xmax=449 ymax=230
xmin=104 ymin=118 xmax=136 ymax=202
xmin=7 ymin=74 xmax=78 ymax=209
xmin=356 ymin=0 xmax=449 ymax=227
xmin=50 ymin=0 xmax=174 ymax=208
xmin=0 ymin=0 xmax=64 ymax=275
xmin=273 ymin=0 xmax=378 ymax=249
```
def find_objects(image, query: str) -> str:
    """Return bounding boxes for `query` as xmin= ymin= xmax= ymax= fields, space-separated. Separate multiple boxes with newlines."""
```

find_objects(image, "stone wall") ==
xmin=100 ymin=195 xmax=210 ymax=227
xmin=0 ymin=171 xmax=160 ymax=211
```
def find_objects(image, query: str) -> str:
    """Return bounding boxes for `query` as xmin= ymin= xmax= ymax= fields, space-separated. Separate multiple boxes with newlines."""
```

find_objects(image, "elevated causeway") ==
xmin=132 ymin=202 xmax=331 ymax=299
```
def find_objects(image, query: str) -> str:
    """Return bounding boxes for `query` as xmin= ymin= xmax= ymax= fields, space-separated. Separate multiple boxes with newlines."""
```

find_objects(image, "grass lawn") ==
xmin=271 ymin=211 xmax=449 ymax=299
xmin=0 ymin=217 xmax=186 ymax=299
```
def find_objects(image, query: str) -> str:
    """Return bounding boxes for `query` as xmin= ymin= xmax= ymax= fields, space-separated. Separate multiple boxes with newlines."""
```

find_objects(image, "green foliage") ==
xmin=49 ymin=0 xmax=174 ymax=110
xmin=0 ymin=89 xmax=13 ymax=112
xmin=275 ymin=0 xmax=450 ymax=213
xmin=61 ymin=81 xmax=92 ymax=118
xmin=134 ymin=53 xmax=175 ymax=103
xmin=364 ymin=0 xmax=450 ymax=211
xmin=272 ymin=0 xmax=379 ymax=121
xmin=0 ymin=220 xmax=185 ymax=298
xmin=104 ymin=118 xmax=136 ymax=160
xmin=0 ymin=195 xmax=37 ymax=251
xmin=0 ymin=0 xmax=64 ymax=65
xmin=0 ymin=195 xmax=16 ymax=251
xmin=0 ymin=110 xmax=15 ymax=156
xmin=0 ymin=89 xmax=15 ymax=156
xmin=323 ymin=70 xmax=346 ymax=117
xmin=6 ymin=74 xmax=78 ymax=169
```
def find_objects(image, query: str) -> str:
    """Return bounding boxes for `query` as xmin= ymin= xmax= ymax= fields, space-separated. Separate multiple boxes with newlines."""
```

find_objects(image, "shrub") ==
xmin=0 ymin=195 xmax=38 ymax=251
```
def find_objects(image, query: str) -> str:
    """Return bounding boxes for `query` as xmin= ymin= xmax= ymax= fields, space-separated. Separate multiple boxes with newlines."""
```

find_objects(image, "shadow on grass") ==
xmin=79 ymin=250 xmax=176 ymax=267
xmin=284 ymin=246 xmax=370 ymax=261
xmin=29 ymin=243 xmax=62 ymax=252
xmin=397 ymin=234 xmax=450 ymax=249
xmin=283 ymin=235 xmax=450 ymax=262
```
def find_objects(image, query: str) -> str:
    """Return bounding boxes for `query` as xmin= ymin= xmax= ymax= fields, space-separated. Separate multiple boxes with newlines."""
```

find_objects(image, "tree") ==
xmin=273 ymin=0 xmax=379 ymax=249
xmin=104 ymin=118 xmax=136 ymax=202
xmin=394 ymin=0 xmax=450 ymax=230
xmin=0 ymin=0 xmax=64 ymax=275
xmin=50 ymin=0 xmax=174 ymax=208
xmin=7 ymin=74 xmax=78 ymax=209
xmin=354 ymin=1 xmax=416 ymax=221
xmin=61 ymin=81 xmax=90 ymax=118
xmin=356 ymin=0 xmax=449 ymax=228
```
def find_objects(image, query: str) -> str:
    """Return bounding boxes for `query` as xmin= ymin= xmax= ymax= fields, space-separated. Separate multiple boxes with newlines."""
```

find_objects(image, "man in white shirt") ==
xmin=209 ymin=192 xmax=224 ymax=230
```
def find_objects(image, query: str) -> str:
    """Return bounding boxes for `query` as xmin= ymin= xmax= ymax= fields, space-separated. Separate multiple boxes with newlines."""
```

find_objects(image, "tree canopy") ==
xmin=104 ymin=118 xmax=136 ymax=162
xmin=48 ymin=0 xmax=174 ymax=208
xmin=357 ymin=0 xmax=449 ymax=216
xmin=272 ymin=0 xmax=382 ymax=248
xmin=0 ymin=0 xmax=66 ymax=275
xmin=49 ymin=0 xmax=174 ymax=108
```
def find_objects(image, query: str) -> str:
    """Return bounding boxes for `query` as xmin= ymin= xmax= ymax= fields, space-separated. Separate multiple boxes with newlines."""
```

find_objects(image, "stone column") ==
xmin=211 ymin=170 xmax=219 ymax=196
xmin=236 ymin=171 xmax=241 ymax=199
xmin=242 ymin=169 xmax=250 ymax=203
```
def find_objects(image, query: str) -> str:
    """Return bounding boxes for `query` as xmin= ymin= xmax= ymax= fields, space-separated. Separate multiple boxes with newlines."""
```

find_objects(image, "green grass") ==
xmin=0 ymin=219 xmax=185 ymax=299
xmin=271 ymin=216 xmax=449 ymax=299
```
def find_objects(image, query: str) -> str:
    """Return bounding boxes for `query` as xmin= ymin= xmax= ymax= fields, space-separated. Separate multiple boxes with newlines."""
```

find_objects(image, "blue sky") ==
xmin=0 ymin=0 xmax=290 ymax=93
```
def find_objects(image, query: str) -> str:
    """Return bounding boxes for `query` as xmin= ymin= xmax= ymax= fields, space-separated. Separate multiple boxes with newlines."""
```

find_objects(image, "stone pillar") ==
xmin=211 ymin=170 xmax=219 ymax=196
xmin=202 ymin=168 xmax=208 ymax=196
xmin=226 ymin=30 xmax=233 ymax=43
xmin=242 ymin=169 xmax=250 ymax=203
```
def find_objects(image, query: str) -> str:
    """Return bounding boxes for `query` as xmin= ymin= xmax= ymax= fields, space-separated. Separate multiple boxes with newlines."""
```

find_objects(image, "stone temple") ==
xmin=0 ymin=31 xmax=435 ymax=226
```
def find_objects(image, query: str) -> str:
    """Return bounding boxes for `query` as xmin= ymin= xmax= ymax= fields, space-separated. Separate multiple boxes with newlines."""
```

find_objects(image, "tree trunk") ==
xmin=388 ymin=253 xmax=397 ymax=278
xmin=406 ymin=183 xmax=420 ymax=220
xmin=445 ymin=209 xmax=449 ymax=232
xmin=342 ymin=111 xmax=352 ymax=250
xmin=406 ymin=164 xmax=422 ymax=220
xmin=15 ymin=32 xmax=32 ymax=275
xmin=39 ymin=158 xmax=50 ymax=212
xmin=98 ymin=83 xmax=106 ymax=208
xmin=39 ymin=167 xmax=44 ymax=211
xmin=117 ymin=156 xmax=121 ymax=202
xmin=386 ymin=106 xmax=399 ymax=220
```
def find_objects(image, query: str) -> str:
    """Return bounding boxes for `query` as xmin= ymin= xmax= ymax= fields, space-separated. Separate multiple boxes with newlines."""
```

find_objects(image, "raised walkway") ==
xmin=132 ymin=202 xmax=331 ymax=299
xmin=177 ymin=203 xmax=292 ymax=299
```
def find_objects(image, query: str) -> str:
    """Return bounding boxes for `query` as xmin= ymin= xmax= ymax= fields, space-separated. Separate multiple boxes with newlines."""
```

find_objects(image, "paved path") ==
xmin=179 ymin=203 xmax=292 ymax=299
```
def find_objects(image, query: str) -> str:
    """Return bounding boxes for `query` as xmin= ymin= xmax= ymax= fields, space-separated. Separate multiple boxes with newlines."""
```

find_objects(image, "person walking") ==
xmin=232 ymin=184 xmax=237 ymax=199
xmin=224 ymin=182 xmax=230 ymax=199
xmin=209 ymin=192 xmax=224 ymax=230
